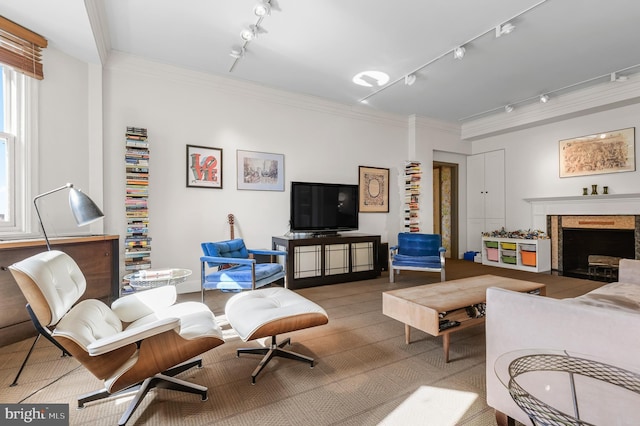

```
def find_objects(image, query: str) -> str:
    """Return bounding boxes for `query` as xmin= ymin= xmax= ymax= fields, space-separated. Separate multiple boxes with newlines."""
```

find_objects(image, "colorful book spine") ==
xmin=125 ymin=126 xmax=152 ymax=274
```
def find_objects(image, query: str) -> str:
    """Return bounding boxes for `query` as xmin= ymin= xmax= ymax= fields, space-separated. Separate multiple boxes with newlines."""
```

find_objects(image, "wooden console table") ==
xmin=0 ymin=235 xmax=119 ymax=346
xmin=272 ymin=233 xmax=381 ymax=289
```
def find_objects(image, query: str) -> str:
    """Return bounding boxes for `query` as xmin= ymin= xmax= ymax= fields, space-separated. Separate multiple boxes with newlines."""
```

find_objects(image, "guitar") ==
xmin=219 ymin=214 xmax=235 ymax=270
xmin=228 ymin=214 xmax=235 ymax=239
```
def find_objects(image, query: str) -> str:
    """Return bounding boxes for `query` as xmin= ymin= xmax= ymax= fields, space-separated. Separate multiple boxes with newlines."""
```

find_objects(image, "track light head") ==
xmin=505 ymin=104 xmax=514 ymax=113
xmin=230 ymin=47 xmax=245 ymax=59
xmin=240 ymin=28 xmax=255 ymax=41
xmin=539 ymin=94 xmax=550 ymax=103
xmin=495 ymin=22 xmax=516 ymax=38
xmin=253 ymin=1 xmax=271 ymax=17
xmin=453 ymin=46 xmax=466 ymax=60
xmin=404 ymin=74 xmax=417 ymax=86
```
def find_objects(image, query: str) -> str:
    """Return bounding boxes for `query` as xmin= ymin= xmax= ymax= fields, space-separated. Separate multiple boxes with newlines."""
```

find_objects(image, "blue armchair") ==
xmin=200 ymin=239 xmax=286 ymax=301
xmin=389 ymin=233 xmax=446 ymax=282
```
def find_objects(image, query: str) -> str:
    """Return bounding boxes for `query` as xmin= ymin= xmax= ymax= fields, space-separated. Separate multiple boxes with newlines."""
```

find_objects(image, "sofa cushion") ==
xmin=565 ymin=282 xmax=640 ymax=313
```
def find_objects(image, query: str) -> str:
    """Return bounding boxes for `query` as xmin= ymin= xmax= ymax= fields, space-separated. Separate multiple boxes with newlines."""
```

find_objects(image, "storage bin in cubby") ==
xmin=501 ymin=255 xmax=517 ymax=264
xmin=521 ymin=251 xmax=537 ymax=266
xmin=486 ymin=248 xmax=499 ymax=261
xmin=520 ymin=243 xmax=536 ymax=252
xmin=500 ymin=242 xmax=517 ymax=250
xmin=502 ymin=249 xmax=516 ymax=257
xmin=485 ymin=241 xmax=498 ymax=248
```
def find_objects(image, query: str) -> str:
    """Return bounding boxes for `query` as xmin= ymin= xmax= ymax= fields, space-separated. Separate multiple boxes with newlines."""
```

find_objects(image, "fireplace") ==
xmin=552 ymin=215 xmax=640 ymax=282
xmin=561 ymin=228 xmax=635 ymax=280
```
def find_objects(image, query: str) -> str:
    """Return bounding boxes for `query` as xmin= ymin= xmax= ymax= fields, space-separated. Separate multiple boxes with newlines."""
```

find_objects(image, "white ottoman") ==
xmin=225 ymin=287 xmax=329 ymax=383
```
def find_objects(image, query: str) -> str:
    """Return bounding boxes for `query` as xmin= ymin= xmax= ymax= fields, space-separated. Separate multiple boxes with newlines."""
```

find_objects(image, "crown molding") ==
xmin=461 ymin=75 xmax=640 ymax=141
xmin=105 ymin=52 xmax=408 ymax=129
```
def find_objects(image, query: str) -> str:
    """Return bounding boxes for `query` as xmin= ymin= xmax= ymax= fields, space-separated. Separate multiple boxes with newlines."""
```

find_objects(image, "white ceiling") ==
xmin=2 ymin=0 xmax=640 ymax=123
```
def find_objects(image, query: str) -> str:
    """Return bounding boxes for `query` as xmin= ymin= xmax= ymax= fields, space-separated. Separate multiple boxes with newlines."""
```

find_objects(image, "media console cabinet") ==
xmin=0 ymin=235 xmax=119 ymax=346
xmin=272 ymin=233 xmax=381 ymax=289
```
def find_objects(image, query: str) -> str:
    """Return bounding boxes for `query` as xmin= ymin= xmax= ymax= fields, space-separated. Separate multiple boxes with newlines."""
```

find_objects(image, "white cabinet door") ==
xmin=466 ymin=150 xmax=505 ymax=251
xmin=466 ymin=154 xmax=485 ymax=219
xmin=484 ymin=150 xmax=505 ymax=220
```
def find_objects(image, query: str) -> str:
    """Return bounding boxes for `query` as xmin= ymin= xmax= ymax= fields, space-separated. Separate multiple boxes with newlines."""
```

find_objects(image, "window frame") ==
xmin=0 ymin=65 xmax=38 ymax=236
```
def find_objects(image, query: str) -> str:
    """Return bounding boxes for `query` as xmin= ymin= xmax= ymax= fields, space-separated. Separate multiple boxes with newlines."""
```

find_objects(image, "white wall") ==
xmin=469 ymin=103 xmax=640 ymax=233
xmin=102 ymin=53 xmax=417 ymax=288
xmin=35 ymin=47 xmax=103 ymax=237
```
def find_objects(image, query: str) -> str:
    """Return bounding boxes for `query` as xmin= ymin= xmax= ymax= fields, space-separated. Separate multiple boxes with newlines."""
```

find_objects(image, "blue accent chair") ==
xmin=389 ymin=233 xmax=446 ymax=282
xmin=200 ymin=239 xmax=287 ymax=301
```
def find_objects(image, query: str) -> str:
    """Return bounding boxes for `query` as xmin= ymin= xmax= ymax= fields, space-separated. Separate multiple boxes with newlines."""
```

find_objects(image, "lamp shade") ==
xmin=69 ymin=188 xmax=104 ymax=226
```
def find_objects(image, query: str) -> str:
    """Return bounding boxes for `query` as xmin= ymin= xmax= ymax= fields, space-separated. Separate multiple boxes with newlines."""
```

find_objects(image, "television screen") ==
xmin=290 ymin=181 xmax=359 ymax=234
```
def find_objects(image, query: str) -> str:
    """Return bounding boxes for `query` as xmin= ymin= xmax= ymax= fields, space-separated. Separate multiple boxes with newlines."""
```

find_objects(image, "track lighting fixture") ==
xmin=404 ymin=74 xmax=417 ymax=86
xmin=229 ymin=0 xmax=276 ymax=72
xmin=504 ymin=104 xmax=514 ymax=113
xmin=539 ymin=94 xmax=549 ymax=103
xmin=230 ymin=47 xmax=245 ymax=59
xmin=610 ymin=72 xmax=628 ymax=82
xmin=495 ymin=22 xmax=515 ymax=38
xmin=253 ymin=1 xmax=271 ymax=17
xmin=453 ymin=46 xmax=466 ymax=60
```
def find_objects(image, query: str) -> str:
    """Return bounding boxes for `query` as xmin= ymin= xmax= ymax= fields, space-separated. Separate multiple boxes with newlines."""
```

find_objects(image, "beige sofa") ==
xmin=486 ymin=259 xmax=640 ymax=426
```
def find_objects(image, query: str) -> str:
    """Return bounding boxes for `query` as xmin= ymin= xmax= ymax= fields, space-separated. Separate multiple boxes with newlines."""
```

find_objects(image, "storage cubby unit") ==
xmin=481 ymin=237 xmax=551 ymax=272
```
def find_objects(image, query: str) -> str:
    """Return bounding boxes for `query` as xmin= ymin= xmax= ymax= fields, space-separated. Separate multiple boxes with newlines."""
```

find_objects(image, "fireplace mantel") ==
xmin=524 ymin=193 xmax=640 ymax=203
xmin=524 ymin=193 xmax=640 ymax=230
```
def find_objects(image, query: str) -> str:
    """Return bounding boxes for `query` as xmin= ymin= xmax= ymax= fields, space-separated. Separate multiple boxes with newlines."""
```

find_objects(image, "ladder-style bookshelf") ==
xmin=125 ymin=127 xmax=151 ymax=272
xmin=404 ymin=161 xmax=421 ymax=232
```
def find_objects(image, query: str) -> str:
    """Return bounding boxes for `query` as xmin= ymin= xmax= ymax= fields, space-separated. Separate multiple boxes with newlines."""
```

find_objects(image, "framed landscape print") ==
xmin=559 ymin=127 xmax=635 ymax=177
xmin=359 ymin=166 xmax=389 ymax=212
xmin=236 ymin=150 xmax=285 ymax=191
xmin=186 ymin=145 xmax=223 ymax=188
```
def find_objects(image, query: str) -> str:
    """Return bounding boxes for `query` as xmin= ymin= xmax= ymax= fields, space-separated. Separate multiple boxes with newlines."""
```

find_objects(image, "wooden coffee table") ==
xmin=382 ymin=275 xmax=546 ymax=362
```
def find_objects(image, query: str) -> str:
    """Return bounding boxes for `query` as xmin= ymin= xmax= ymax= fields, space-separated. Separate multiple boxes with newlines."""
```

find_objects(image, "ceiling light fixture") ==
xmin=539 ymin=94 xmax=549 ymax=103
xmin=610 ymin=72 xmax=628 ymax=82
xmin=229 ymin=0 xmax=276 ymax=72
xmin=495 ymin=22 xmax=515 ymax=38
xmin=253 ymin=1 xmax=271 ymax=17
xmin=230 ymin=47 xmax=245 ymax=59
xmin=357 ymin=0 xmax=548 ymax=106
xmin=504 ymin=104 xmax=514 ymax=113
xmin=404 ymin=74 xmax=417 ymax=86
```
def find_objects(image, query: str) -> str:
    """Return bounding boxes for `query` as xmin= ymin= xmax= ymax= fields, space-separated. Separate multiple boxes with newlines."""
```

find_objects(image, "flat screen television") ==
xmin=290 ymin=181 xmax=359 ymax=235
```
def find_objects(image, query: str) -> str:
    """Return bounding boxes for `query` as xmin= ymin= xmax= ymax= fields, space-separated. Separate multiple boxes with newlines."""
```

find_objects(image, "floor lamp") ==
xmin=10 ymin=182 xmax=104 ymax=386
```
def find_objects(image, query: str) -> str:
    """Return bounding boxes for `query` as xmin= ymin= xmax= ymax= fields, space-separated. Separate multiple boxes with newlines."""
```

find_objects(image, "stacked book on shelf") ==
xmin=404 ymin=161 xmax=421 ymax=232
xmin=125 ymin=127 xmax=151 ymax=272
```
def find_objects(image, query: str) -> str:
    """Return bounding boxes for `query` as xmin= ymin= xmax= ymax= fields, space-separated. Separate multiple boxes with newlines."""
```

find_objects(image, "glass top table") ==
xmin=123 ymin=268 xmax=192 ymax=290
xmin=495 ymin=349 xmax=640 ymax=425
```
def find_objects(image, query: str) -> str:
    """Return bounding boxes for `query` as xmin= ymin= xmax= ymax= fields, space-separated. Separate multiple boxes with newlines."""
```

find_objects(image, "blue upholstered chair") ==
xmin=389 ymin=233 xmax=446 ymax=282
xmin=200 ymin=239 xmax=286 ymax=301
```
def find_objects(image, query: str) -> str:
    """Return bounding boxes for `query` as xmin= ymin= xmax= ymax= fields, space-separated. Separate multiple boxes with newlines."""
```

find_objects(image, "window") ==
xmin=0 ymin=17 xmax=44 ymax=236
xmin=0 ymin=65 xmax=36 ymax=235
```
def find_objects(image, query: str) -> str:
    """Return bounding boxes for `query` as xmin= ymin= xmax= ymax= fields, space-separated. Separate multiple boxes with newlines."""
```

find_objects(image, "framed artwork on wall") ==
xmin=186 ymin=145 xmax=223 ymax=188
xmin=236 ymin=150 xmax=285 ymax=191
xmin=559 ymin=127 xmax=635 ymax=177
xmin=359 ymin=166 xmax=389 ymax=212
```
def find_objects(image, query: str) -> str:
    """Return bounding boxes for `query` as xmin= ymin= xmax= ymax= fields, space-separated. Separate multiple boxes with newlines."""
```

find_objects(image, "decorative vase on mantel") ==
xmin=591 ymin=184 xmax=598 ymax=195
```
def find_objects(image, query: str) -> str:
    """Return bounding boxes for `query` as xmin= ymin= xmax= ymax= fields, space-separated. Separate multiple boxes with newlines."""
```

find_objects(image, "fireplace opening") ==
xmin=562 ymin=228 xmax=635 ymax=281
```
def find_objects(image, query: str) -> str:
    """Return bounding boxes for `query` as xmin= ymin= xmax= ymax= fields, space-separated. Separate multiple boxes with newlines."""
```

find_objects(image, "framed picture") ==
xmin=237 ymin=150 xmax=285 ymax=191
xmin=559 ymin=127 xmax=635 ymax=177
xmin=359 ymin=166 xmax=389 ymax=213
xmin=186 ymin=145 xmax=223 ymax=188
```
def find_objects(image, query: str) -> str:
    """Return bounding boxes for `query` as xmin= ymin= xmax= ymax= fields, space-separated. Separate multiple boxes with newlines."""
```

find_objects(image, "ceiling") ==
xmin=2 ymin=0 xmax=640 ymax=123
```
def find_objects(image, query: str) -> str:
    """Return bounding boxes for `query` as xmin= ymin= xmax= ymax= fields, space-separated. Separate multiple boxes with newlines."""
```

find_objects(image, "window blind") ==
xmin=0 ymin=16 xmax=47 ymax=80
